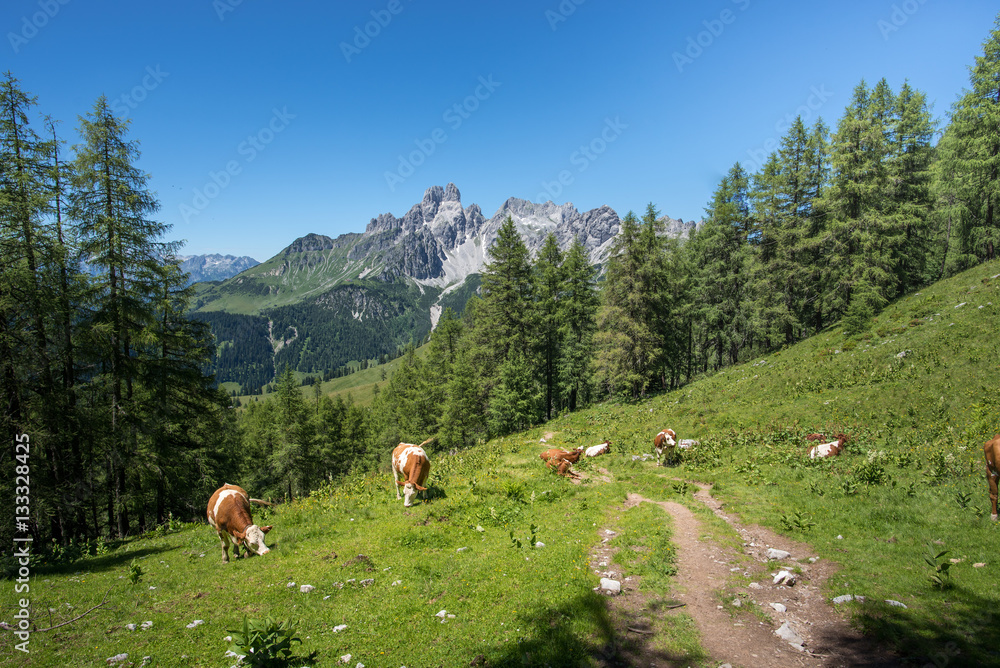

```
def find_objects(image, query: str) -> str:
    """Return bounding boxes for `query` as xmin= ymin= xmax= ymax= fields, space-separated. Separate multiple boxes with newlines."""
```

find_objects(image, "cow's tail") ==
xmin=418 ymin=436 xmax=437 ymax=448
xmin=249 ymin=498 xmax=274 ymax=507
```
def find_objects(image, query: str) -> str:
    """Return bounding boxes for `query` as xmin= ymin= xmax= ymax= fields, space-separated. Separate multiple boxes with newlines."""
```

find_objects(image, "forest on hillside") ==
xmin=2 ymin=15 xmax=998 ymax=553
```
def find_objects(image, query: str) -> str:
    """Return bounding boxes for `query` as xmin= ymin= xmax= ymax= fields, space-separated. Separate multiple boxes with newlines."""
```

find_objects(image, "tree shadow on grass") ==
xmin=479 ymin=590 xmax=707 ymax=668
xmin=31 ymin=545 xmax=173 ymax=577
xmin=843 ymin=585 xmax=1000 ymax=667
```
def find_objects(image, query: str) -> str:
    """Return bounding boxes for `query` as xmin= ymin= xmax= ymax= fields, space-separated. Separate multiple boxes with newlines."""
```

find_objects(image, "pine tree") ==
xmin=557 ymin=238 xmax=598 ymax=411
xmin=942 ymin=13 xmax=1000 ymax=267
xmin=533 ymin=233 xmax=563 ymax=419
xmin=71 ymin=95 xmax=175 ymax=536
xmin=594 ymin=210 xmax=659 ymax=398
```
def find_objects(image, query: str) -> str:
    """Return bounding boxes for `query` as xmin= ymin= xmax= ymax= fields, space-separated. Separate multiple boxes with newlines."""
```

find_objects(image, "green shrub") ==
xmin=227 ymin=616 xmax=305 ymax=668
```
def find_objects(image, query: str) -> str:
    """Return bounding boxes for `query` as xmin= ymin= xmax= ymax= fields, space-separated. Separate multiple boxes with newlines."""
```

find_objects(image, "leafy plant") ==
xmin=923 ymin=543 xmax=953 ymax=590
xmin=955 ymin=491 xmax=972 ymax=509
xmin=227 ymin=615 xmax=304 ymax=667
xmin=509 ymin=523 xmax=538 ymax=550
xmin=779 ymin=511 xmax=816 ymax=532
xmin=808 ymin=480 xmax=825 ymax=497
xmin=127 ymin=558 xmax=144 ymax=586
xmin=671 ymin=480 xmax=689 ymax=496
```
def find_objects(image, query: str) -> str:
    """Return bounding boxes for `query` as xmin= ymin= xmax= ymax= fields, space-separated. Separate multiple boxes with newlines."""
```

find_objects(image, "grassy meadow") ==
xmin=3 ymin=260 xmax=999 ymax=667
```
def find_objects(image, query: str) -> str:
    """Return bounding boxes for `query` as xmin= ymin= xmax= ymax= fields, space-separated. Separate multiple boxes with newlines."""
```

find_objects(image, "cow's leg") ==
xmin=988 ymin=467 xmax=998 ymax=521
xmin=393 ymin=467 xmax=402 ymax=500
xmin=218 ymin=531 xmax=231 ymax=564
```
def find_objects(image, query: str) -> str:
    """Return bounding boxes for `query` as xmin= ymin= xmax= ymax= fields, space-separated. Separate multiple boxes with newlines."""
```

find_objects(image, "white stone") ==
xmin=770 ymin=603 xmax=787 ymax=612
xmin=286 ymin=581 xmax=296 ymax=588
xmin=748 ymin=582 xmax=763 ymax=590
xmin=140 ymin=621 xmax=153 ymax=630
xmin=186 ymin=619 xmax=204 ymax=628
xmin=767 ymin=548 xmax=791 ymax=560
xmin=772 ymin=570 xmax=795 ymax=586
xmin=107 ymin=654 xmax=129 ymax=665
xmin=885 ymin=599 xmax=907 ymax=608
xmin=299 ymin=584 xmax=315 ymax=593
xmin=731 ymin=598 xmax=742 ymax=607
xmin=457 ymin=547 xmax=468 ymax=552
xmin=126 ymin=623 xmax=137 ymax=631
xmin=333 ymin=624 xmax=348 ymax=632
xmin=774 ymin=621 xmax=805 ymax=649
xmin=600 ymin=578 xmax=621 ymax=594
xmin=535 ymin=542 xmax=545 ymax=548
xmin=435 ymin=609 xmax=448 ymax=618
xmin=339 ymin=655 xmax=352 ymax=664
xmin=832 ymin=594 xmax=865 ymax=604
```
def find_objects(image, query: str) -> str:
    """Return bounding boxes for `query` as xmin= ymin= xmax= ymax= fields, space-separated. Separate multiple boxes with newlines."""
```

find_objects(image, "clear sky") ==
xmin=3 ymin=1 xmax=997 ymax=261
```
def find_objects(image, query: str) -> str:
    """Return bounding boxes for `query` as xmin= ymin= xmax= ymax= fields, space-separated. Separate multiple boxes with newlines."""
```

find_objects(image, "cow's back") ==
xmin=393 ymin=443 xmax=429 ymax=484
xmin=207 ymin=483 xmax=251 ymax=533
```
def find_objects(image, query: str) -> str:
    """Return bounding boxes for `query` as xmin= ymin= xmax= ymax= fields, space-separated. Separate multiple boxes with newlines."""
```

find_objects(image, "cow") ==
xmin=584 ymin=440 xmax=612 ymax=457
xmin=984 ymin=435 xmax=1000 ymax=521
xmin=540 ymin=447 xmax=584 ymax=477
xmin=805 ymin=433 xmax=827 ymax=442
xmin=206 ymin=484 xmax=273 ymax=564
xmin=392 ymin=439 xmax=432 ymax=507
xmin=808 ymin=434 xmax=848 ymax=459
xmin=653 ymin=429 xmax=677 ymax=466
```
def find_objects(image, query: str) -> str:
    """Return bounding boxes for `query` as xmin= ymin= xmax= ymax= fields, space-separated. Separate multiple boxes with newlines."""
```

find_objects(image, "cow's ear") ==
xmin=414 ymin=484 xmax=427 ymax=491
xmin=260 ymin=525 xmax=273 ymax=534
xmin=396 ymin=480 xmax=405 ymax=486
xmin=232 ymin=529 xmax=246 ymax=542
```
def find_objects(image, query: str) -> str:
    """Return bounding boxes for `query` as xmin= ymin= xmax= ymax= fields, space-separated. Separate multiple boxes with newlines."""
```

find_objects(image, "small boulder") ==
xmin=767 ymin=548 xmax=791 ymax=560
xmin=599 ymin=578 xmax=621 ymax=594
xmin=770 ymin=603 xmax=787 ymax=613
xmin=299 ymin=584 xmax=315 ymax=593
xmin=772 ymin=570 xmax=796 ymax=586
xmin=774 ymin=621 xmax=805 ymax=650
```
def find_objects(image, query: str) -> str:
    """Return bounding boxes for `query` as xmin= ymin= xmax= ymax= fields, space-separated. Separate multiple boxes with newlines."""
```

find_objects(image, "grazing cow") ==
xmin=653 ymin=429 xmax=677 ymax=466
xmin=808 ymin=434 xmax=847 ymax=459
xmin=984 ymin=435 xmax=1000 ymax=521
xmin=206 ymin=484 xmax=273 ymax=564
xmin=584 ymin=440 xmax=612 ymax=457
xmin=540 ymin=447 xmax=584 ymax=477
xmin=392 ymin=439 xmax=432 ymax=507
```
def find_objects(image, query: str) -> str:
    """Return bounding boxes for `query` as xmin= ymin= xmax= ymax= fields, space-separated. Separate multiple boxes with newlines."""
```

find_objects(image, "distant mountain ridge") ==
xmin=177 ymin=253 xmax=259 ymax=285
xmin=191 ymin=184 xmax=697 ymax=389
xmin=194 ymin=183 xmax=696 ymax=317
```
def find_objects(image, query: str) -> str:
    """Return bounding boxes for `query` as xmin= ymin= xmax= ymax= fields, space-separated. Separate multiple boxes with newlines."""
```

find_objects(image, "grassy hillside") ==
xmin=4 ymin=261 xmax=999 ymax=667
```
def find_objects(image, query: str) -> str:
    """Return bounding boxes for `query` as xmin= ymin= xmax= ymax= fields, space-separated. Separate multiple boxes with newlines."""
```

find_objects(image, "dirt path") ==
xmin=590 ymin=481 xmax=901 ymax=668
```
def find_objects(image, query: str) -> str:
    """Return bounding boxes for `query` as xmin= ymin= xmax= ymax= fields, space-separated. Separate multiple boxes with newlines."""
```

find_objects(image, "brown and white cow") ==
xmin=584 ymin=440 xmax=612 ymax=457
xmin=653 ymin=429 xmax=677 ymax=466
xmin=206 ymin=484 xmax=273 ymax=564
xmin=808 ymin=434 xmax=847 ymax=459
xmin=392 ymin=440 xmax=432 ymax=507
xmin=984 ymin=435 xmax=1000 ymax=521
xmin=540 ymin=447 xmax=584 ymax=477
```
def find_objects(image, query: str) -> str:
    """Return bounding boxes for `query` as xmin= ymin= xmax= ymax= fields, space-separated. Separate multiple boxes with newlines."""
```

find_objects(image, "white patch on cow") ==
xmin=810 ymin=441 xmax=839 ymax=459
xmin=213 ymin=489 xmax=242 ymax=522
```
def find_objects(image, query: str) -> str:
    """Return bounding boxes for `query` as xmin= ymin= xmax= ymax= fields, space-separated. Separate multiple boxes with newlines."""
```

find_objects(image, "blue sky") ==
xmin=3 ymin=1 xmax=997 ymax=261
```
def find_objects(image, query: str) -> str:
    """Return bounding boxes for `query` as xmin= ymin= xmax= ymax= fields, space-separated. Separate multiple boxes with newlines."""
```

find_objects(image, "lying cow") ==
xmin=808 ymin=434 xmax=848 ymax=459
xmin=653 ymin=429 xmax=677 ymax=466
xmin=984 ymin=434 xmax=1000 ymax=521
xmin=392 ymin=439 xmax=432 ymax=507
xmin=206 ymin=484 xmax=273 ymax=564
xmin=584 ymin=440 xmax=612 ymax=457
xmin=540 ymin=447 xmax=584 ymax=477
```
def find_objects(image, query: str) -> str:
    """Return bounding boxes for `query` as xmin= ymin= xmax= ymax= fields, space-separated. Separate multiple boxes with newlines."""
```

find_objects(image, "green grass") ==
xmin=5 ymin=260 xmax=1000 ymax=666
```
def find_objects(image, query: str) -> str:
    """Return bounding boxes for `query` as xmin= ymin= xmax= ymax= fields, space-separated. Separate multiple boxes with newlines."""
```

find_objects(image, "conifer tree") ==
xmin=557 ymin=238 xmax=598 ymax=411
xmin=942 ymin=13 xmax=1000 ymax=267
xmin=534 ymin=233 xmax=564 ymax=419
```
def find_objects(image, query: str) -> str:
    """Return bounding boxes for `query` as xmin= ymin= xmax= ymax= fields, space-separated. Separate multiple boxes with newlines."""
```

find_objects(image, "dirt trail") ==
xmin=591 ymin=482 xmax=900 ymax=668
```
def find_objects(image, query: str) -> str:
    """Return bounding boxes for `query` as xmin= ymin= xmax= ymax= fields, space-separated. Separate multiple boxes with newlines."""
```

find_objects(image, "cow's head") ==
xmin=660 ymin=430 xmax=676 ymax=447
xmin=235 ymin=524 xmax=273 ymax=556
xmin=397 ymin=480 xmax=427 ymax=507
